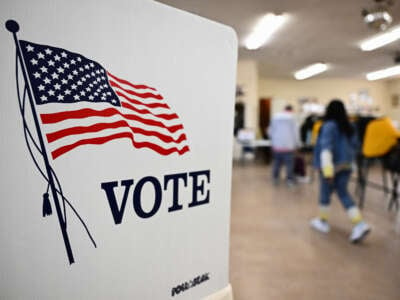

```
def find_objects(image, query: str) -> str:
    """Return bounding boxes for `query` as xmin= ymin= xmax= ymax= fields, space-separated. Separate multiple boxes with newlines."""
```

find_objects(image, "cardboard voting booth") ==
xmin=0 ymin=0 xmax=237 ymax=299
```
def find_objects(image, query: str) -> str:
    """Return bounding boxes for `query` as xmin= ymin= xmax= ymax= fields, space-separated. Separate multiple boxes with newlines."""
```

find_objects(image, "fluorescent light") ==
xmin=360 ymin=25 xmax=400 ymax=51
xmin=294 ymin=63 xmax=328 ymax=80
xmin=245 ymin=13 xmax=287 ymax=50
xmin=366 ymin=65 xmax=400 ymax=80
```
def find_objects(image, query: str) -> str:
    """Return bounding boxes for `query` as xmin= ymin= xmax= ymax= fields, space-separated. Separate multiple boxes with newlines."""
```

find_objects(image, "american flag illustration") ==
xmin=19 ymin=40 xmax=190 ymax=160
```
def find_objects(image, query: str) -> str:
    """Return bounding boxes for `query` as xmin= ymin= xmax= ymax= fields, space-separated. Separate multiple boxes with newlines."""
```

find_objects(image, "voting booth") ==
xmin=0 ymin=0 xmax=237 ymax=299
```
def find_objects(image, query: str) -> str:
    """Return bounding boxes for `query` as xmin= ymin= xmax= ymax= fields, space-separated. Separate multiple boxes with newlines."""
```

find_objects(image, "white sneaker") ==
xmin=350 ymin=221 xmax=371 ymax=243
xmin=310 ymin=218 xmax=330 ymax=233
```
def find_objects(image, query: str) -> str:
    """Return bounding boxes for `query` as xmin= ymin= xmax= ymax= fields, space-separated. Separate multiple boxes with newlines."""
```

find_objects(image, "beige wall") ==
xmin=236 ymin=59 xmax=398 ymax=135
xmin=259 ymin=78 xmax=391 ymax=116
xmin=236 ymin=60 xmax=258 ymax=130
xmin=386 ymin=78 xmax=400 ymax=122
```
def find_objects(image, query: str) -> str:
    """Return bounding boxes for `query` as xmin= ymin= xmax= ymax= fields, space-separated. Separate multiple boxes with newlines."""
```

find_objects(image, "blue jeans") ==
xmin=272 ymin=151 xmax=294 ymax=182
xmin=319 ymin=170 xmax=355 ymax=209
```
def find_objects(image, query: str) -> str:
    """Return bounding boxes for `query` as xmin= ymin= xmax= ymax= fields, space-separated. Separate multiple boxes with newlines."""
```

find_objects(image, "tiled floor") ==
xmin=229 ymin=162 xmax=400 ymax=300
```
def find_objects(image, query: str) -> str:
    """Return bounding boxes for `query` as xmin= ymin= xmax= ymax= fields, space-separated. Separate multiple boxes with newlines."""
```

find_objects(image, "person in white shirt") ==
xmin=269 ymin=105 xmax=299 ymax=185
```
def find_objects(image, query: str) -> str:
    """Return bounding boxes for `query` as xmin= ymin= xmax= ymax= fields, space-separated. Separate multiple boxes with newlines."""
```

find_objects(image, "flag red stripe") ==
xmin=121 ymin=101 xmax=178 ymax=120
xmin=51 ymin=131 xmax=190 ymax=159
xmin=109 ymin=80 xmax=163 ymax=100
xmin=40 ymin=108 xmax=184 ymax=133
xmin=107 ymin=71 xmax=157 ymax=91
xmin=116 ymin=91 xmax=169 ymax=109
xmin=46 ymin=120 xmax=188 ymax=144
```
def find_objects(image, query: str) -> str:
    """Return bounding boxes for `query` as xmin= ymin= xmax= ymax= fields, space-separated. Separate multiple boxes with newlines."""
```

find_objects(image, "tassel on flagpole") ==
xmin=42 ymin=192 xmax=52 ymax=217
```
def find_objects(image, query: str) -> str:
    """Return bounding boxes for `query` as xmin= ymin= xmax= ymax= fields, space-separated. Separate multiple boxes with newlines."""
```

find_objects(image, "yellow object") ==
xmin=347 ymin=207 xmax=362 ymax=224
xmin=322 ymin=165 xmax=334 ymax=178
xmin=351 ymin=214 xmax=362 ymax=224
xmin=362 ymin=117 xmax=400 ymax=158
xmin=319 ymin=206 xmax=329 ymax=221
xmin=311 ymin=120 xmax=323 ymax=145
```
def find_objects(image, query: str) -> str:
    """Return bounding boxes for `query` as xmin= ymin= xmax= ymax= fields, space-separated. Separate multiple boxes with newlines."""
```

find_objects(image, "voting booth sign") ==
xmin=0 ymin=0 xmax=237 ymax=299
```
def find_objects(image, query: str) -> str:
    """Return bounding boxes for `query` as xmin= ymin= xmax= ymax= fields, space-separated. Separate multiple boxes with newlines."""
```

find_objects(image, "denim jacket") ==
xmin=313 ymin=120 xmax=358 ymax=169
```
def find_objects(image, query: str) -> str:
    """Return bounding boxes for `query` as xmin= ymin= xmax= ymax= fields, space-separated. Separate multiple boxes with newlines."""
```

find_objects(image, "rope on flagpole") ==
xmin=17 ymin=69 xmax=98 ymax=248
xmin=51 ymin=168 xmax=97 ymax=248
xmin=15 ymin=57 xmax=97 ymax=248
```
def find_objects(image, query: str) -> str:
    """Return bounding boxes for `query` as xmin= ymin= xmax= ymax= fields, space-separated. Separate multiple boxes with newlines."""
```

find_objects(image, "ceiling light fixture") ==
xmin=360 ymin=25 xmax=400 ymax=51
xmin=364 ymin=11 xmax=392 ymax=25
xmin=294 ymin=63 xmax=328 ymax=80
xmin=366 ymin=65 xmax=400 ymax=80
xmin=361 ymin=0 xmax=394 ymax=31
xmin=244 ymin=13 xmax=287 ymax=50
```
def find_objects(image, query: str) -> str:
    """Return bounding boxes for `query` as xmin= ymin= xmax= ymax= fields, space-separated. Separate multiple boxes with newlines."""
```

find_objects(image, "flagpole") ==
xmin=6 ymin=20 xmax=75 ymax=264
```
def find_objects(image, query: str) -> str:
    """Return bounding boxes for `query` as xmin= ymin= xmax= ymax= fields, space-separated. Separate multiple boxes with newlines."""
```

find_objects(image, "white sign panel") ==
xmin=0 ymin=0 xmax=237 ymax=299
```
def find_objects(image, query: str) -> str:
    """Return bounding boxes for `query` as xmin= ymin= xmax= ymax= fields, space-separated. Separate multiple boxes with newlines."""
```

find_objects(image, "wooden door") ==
xmin=259 ymin=98 xmax=271 ymax=139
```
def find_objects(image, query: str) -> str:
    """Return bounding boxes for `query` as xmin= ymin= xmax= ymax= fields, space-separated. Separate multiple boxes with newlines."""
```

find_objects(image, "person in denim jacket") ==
xmin=310 ymin=99 xmax=370 ymax=243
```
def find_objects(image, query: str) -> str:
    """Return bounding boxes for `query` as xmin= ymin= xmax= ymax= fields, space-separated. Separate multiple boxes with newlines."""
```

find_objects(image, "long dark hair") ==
xmin=324 ymin=99 xmax=354 ymax=137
